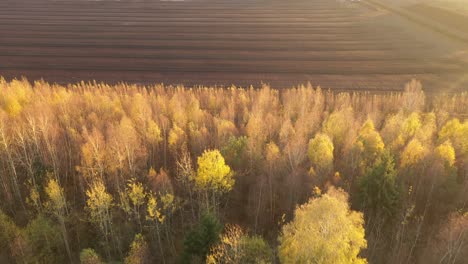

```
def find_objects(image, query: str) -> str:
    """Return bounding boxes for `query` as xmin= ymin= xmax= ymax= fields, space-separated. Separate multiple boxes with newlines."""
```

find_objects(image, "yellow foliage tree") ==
xmin=128 ymin=182 xmax=145 ymax=206
xmin=195 ymin=149 xmax=233 ymax=193
xmin=125 ymin=179 xmax=146 ymax=230
xmin=3 ymin=96 xmax=22 ymax=117
xmin=278 ymin=188 xmax=367 ymax=264
xmin=147 ymin=192 xmax=177 ymax=225
xmin=357 ymin=119 xmax=385 ymax=158
xmin=400 ymin=139 xmax=427 ymax=168
xmin=439 ymin=118 xmax=468 ymax=157
xmin=195 ymin=149 xmax=233 ymax=210
xmin=45 ymin=179 xmax=67 ymax=213
xmin=415 ymin=112 xmax=436 ymax=143
xmin=124 ymin=233 xmax=150 ymax=264
xmin=308 ymin=133 xmax=334 ymax=178
xmin=168 ymin=123 xmax=187 ymax=153
xmin=353 ymin=119 xmax=385 ymax=172
xmin=147 ymin=193 xmax=164 ymax=224
xmin=146 ymin=119 xmax=162 ymax=145
xmin=322 ymin=107 xmax=354 ymax=150
xmin=86 ymin=180 xmax=113 ymax=257
xmin=146 ymin=192 xmax=178 ymax=263
xmin=435 ymin=140 xmax=456 ymax=168
xmin=86 ymin=180 xmax=113 ymax=225
xmin=45 ymin=178 xmax=72 ymax=261
xmin=401 ymin=112 xmax=422 ymax=141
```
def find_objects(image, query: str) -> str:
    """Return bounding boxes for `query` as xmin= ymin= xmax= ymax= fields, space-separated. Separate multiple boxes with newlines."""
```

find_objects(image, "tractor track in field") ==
xmin=363 ymin=0 xmax=468 ymax=45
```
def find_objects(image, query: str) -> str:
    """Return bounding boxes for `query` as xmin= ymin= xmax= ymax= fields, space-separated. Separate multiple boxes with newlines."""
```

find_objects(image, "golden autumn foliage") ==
xmin=146 ymin=192 xmax=177 ymax=225
xmin=127 ymin=179 xmax=146 ymax=210
xmin=195 ymin=149 xmax=233 ymax=193
xmin=278 ymin=188 xmax=367 ymax=264
xmin=0 ymin=78 xmax=466 ymax=263
xmin=439 ymin=118 xmax=468 ymax=157
xmin=308 ymin=133 xmax=334 ymax=177
xmin=124 ymin=234 xmax=150 ymax=264
xmin=322 ymin=107 xmax=355 ymax=150
xmin=86 ymin=180 xmax=113 ymax=231
xmin=146 ymin=120 xmax=162 ymax=145
xmin=435 ymin=140 xmax=456 ymax=168
xmin=400 ymin=139 xmax=427 ymax=168
xmin=401 ymin=113 xmax=422 ymax=142
xmin=146 ymin=193 xmax=163 ymax=223
xmin=45 ymin=178 xmax=66 ymax=213
xmin=356 ymin=119 xmax=385 ymax=160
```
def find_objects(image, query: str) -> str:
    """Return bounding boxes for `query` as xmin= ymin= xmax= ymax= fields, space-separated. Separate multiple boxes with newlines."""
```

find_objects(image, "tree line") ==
xmin=0 ymin=77 xmax=467 ymax=263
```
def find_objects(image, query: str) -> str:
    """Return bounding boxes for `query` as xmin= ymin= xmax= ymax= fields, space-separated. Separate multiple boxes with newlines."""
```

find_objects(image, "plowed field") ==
xmin=1 ymin=0 xmax=467 ymax=91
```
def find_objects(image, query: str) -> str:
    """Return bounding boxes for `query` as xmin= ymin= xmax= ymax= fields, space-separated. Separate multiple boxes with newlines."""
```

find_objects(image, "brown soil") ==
xmin=1 ymin=0 xmax=467 ymax=92
xmin=407 ymin=3 xmax=468 ymax=36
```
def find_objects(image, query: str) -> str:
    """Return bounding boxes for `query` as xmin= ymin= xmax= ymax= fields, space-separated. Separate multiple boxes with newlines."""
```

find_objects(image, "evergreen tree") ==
xmin=182 ymin=211 xmax=223 ymax=263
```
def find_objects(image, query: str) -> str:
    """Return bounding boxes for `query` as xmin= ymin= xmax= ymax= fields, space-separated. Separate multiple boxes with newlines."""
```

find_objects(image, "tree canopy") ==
xmin=0 ymin=79 xmax=466 ymax=264
xmin=278 ymin=188 xmax=367 ymax=264
xmin=359 ymin=151 xmax=400 ymax=219
xmin=308 ymin=133 xmax=334 ymax=177
xmin=195 ymin=149 xmax=233 ymax=193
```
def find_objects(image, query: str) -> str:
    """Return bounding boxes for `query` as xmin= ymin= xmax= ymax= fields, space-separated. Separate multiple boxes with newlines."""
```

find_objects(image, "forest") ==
xmin=0 ymin=78 xmax=467 ymax=263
